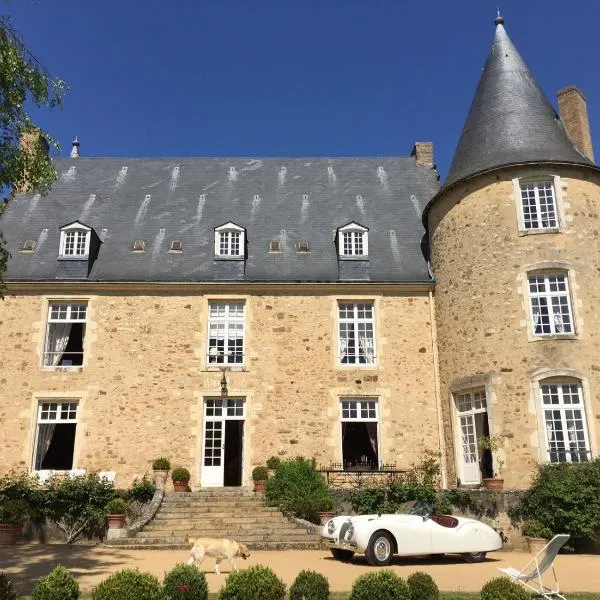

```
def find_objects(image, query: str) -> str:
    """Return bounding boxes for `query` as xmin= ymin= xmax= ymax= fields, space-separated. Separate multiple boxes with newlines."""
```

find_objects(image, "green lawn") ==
xmin=20 ymin=594 xmax=600 ymax=599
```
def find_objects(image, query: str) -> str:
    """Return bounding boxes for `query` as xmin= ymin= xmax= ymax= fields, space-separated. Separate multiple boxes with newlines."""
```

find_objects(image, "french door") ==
xmin=201 ymin=398 xmax=245 ymax=487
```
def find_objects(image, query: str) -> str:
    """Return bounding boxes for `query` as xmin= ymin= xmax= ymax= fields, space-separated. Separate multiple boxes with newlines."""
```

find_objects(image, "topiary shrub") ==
xmin=266 ymin=456 xmax=281 ymax=470
xmin=289 ymin=570 xmax=329 ymax=600
xmin=0 ymin=572 xmax=18 ymax=600
xmin=407 ymin=571 xmax=439 ymax=600
xmin=152 ymin=457 xmax=171 ymax=471
xmin=480 ymin=577 xmax=530 ymax=600
xmin=264 ymin=457 xmax=333 ymax=523
xmin=163 ymin=564 xmax=208 ymax=600
xmin=252 ymin=466 xmax=269 ymax=481
xmin=171 ymin=468 xmax=191 ymax=483
xmin=91 ymin=569 xmax=163 ymax=600
xmin=218 ymin=565 xmax=285 ymax=600
xmin=31 ymin=565 xmax=79 ymax=600
xmin=128 ymin=475 xmax=156 ymax=504
xmin=106 ymin=498 xmax=129 ymax=515
xmin=349 ymin=571 xmax=410 ymax=600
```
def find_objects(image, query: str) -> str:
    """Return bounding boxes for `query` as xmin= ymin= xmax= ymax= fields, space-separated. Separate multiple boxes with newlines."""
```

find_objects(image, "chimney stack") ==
xmin=556 ymin=86 xmax=595 ymax=162
xmin=411 ymin=142 xmax=435 ymax=168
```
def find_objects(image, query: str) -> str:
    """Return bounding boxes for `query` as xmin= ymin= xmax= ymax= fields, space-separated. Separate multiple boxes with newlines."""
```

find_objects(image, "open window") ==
xmin=43 ymin=302 xmax=87 ymax=367
xmin=33 ymin=401 xmax=78 ymax=471
xmin=214 ymin=222 xmax=245 ymax=258
xmin=527 ymin=271 xmax=575 ymax=336
xmin=340 ymin=398 xmax=379 ymax=470
xmin=59 ymin=221 xmax=91 ymax=258
xmin=337 ymin=222 xmax=369 ymax=257
xmin=338 ymin=302 xmax=376 ymax=365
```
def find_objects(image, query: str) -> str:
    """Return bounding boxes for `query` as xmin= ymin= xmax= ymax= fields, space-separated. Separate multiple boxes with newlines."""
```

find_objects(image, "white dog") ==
xmin=186 ymin=537 xmax=251 ymax=574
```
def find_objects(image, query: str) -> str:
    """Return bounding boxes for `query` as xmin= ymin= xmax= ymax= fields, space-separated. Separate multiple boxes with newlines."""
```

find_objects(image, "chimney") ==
xmin=556 ymin=86 xmax=595 ymax=162
xmin=411 ymin=142 xmax=435 ymax=168
xmin=14 ymin=129 xmax=50 ymax=193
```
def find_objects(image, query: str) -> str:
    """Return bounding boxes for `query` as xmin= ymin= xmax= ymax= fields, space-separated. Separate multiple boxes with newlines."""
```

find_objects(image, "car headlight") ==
xmin=346 ymin=521 xmax=355 ymax=539
xmin=327 ymin=520 xmax=336 ymax=535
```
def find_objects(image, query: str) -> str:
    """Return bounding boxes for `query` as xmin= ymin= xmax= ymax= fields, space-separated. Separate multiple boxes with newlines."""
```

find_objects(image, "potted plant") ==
xmin=521 ymin=519 xmax=553 ymax=555
xmin=318 ymin=498 xmax=336 ymax=525
xmin=478 ymin=434 xmax=505 ymax=490
xmin=171 ymin=467 xmax=191 ymax=492
xmin=0 ymin=499 xmax=28 ymax=545
xmin=252 ymin=466 xmax=269 ymax=493
xmin=266 ymin=456 xmax=281 ymax=477
xmin=105 ymin=498 xmax=129 ymax=529
xmin=152 ymin=457 xmax=171 ymax=488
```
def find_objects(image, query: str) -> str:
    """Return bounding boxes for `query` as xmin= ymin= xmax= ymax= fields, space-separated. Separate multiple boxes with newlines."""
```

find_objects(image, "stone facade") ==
xmin=0 ymin=286 xmax=443 ymax=487
xmin=428 ymin=166 xmax=600 ymax=488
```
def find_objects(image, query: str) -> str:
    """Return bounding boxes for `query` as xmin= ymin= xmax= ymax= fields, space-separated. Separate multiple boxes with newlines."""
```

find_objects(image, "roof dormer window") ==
xmin=59 ymin=221 xmax=91 ymax=258
xmin=338 ymin=222 xmax=369 ymax=257
xmin=215 ymin=222 xmax=245 ymax=258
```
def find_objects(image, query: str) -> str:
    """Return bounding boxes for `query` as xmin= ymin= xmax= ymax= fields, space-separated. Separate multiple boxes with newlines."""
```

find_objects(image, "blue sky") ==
xmin=6 ymin=0 xmax=599 ymax=180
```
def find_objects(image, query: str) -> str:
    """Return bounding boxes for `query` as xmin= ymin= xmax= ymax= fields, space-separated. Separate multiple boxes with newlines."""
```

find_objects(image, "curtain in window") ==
xmin=339 ymin=338 xmax=348 ymax=361
xmin=34 ymin=423 xmax=56 ymax=469
xmin=553 ymin=310 xmax=565 ymax=333
xmin=45 ymin=323 xmax=72 ymax=366
xmin=358 ymin=334 xmax=374 ymax=362
xmin=365 ymin=422 xmax=378 ymax=458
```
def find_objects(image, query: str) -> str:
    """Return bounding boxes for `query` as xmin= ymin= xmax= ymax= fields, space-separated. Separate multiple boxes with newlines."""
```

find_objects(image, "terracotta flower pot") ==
xmin=525 ymin=536 xmax=549 ymax=555
xmin=482 ymin=477 xmax=504 ymax=491
xmin=153 ymin=469 xmax=169 ymax=489
xmin=173 ymin=481 xmax=190 ymax=492
xmin=254 ymin=480 xmax=266 ymax=493
xmin=107 ymin=514 xmax=126 ymax=529
xmin=319 ymin=511 xmax=336 ymax=525
xmin=0 ymin=523 xmax=23 ymax=545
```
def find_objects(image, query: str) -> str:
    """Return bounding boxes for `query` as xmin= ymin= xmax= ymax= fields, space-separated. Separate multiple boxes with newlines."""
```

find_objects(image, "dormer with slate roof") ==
xmin=337 ymin=222 xmax=370 ymax=281
xmin=57 ymin=220 xmax=101 ymax=279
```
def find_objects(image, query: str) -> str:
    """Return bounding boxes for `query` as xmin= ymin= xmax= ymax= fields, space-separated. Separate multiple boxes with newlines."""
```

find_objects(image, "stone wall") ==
xmin=0 ymin=287 xmax=442 ymax=488
xmin=428 ymin=165 xmax=600 ymax=488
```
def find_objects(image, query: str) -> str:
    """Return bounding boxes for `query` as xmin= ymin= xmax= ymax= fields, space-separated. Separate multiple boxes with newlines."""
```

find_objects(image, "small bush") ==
xmin=480 ymin=577 xmax=530 ymax=600
xmin=521 ymin=519 xmax=553 ymax=540
xmin=128 ymin=475 xmax=156 ymax=504
xmin=350 ymin=571 xmax=410 ymax=600
xmin=0 ymin=572 xmax=18 ymax=600
xmin=264 ymin=457 xmax=333 ymax=523
xmin=252 ymin=466 xmax=269 ymax=481
xmin=152 ymin=457 xmax=171 ymax=471
xmin=91 ymin=569 xmax=163 ymax=600
xmin=289 ymin=570 xmax=329 ymax=600
xmin=407 ymin=571 xmax=439 ymax=600
xmin=171 ymin=468 xmax=191 ymax=483
xmin=0 ymin=499 xmax=29 ymax=525
xmin=31 ymin=565 xmax=79 ymax=600
xmin=218 ymin=565 xmax=285 ymax=600
xmin=266 ymin=456 xmax=281 ymax=470
xmin=106 ymin=498 xmax=128 ymax=515
xmin=163 ymin=564 xmax=207 ymax=600
xmin=0 ymin=471 xmax=43 ymax=524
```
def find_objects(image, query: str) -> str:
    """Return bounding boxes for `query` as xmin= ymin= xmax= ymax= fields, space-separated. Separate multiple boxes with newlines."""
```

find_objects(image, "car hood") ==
xmin=334 ymin=513 xmax=481 ymax=527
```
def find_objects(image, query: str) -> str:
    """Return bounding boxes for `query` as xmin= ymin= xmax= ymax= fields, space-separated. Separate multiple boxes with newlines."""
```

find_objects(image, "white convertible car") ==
xmin=321 ymin=500 xmax=502 ymax=566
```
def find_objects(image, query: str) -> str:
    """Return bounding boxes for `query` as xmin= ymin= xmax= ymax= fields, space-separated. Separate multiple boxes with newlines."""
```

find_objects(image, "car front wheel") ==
xmin=330 ymin=548 xmax=355 ymax=562
xmin=365 ymin=531 xmax=395 ymax=566
xmin=463 ymin=551 xmax=486 ymax=563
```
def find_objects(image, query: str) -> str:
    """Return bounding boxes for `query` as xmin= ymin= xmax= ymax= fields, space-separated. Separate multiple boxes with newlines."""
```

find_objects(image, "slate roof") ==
xmin=444 ymin=19 xmax=593 ymax=189
xmin=1 ymin=156 xmax=439 ymax=283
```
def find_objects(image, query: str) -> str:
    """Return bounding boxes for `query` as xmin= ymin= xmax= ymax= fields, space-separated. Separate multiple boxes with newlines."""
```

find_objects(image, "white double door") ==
xmin=201 ymin=398 xmax=245 ymax=488
xmin=455 ymin=390 xmax=489 ymax=485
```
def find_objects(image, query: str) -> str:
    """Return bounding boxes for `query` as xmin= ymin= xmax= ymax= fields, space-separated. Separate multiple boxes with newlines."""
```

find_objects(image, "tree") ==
xmin=0 ymin=14 xmax=67 ymax=295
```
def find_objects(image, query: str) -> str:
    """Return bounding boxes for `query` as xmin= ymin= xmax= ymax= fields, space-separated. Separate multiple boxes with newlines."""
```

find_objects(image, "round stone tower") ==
xmin=425 ymin=17 xmax=600 ymax=489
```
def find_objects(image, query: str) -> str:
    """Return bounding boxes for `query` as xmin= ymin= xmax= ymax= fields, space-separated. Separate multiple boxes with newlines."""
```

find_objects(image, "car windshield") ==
xmin=396 ymin=500 xmax=434 ymax=518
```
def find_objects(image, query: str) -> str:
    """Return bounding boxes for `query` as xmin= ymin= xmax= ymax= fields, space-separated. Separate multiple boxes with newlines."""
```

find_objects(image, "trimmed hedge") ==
xmin=0 ymin=572 xmax=18 ymax=600
xmin=407 ymin=571 xmax=439 ymax=600
xmin=289 ymin=570 xmax=329 ymax=600
xmin=480 ymin=577 xmax=530 ymax=600
xmin=91 ymin=569 xmax=163 ymax=600
xmin=349 ymin=571 xmax=410 ymax=600
xmin=31 ymin=566 xmax=79 ymax=600
xmin=218 ymin=565 xmax=285 ymax=600
xmin=163 ymin=564 xmax=208 ymax=600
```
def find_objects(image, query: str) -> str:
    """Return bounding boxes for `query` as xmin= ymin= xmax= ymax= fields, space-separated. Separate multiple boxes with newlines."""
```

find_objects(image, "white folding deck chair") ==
xmin=498 ymin=534 xmax=570 ymax=599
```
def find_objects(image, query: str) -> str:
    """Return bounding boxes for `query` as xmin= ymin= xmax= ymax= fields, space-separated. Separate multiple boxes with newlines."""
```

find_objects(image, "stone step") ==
xmin=164 ymin=490 xmax=257 ymax=498
xmin=158 ymin=504 xmax=279 ymax=512
xmin=106 ymin=539 xmax=323 ymax=550
xmin=149 ymin=516 xmax=289 ymax=527
xmin=154 ymin=511 xmax=283 ymax=521
xmin=134 ymin=531 xmax=316 ymax=542
xmin=137 ymin=526 xmax=313 ymax=538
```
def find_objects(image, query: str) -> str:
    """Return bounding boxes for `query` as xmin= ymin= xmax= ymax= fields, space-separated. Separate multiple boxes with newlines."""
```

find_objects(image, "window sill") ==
xmin=518 ymin=227 xmax=561 ymax=237
xmin=214 ymin=256 xmax=245 ymax=261
xmin=203 ymin=366 xmax=247 ymax=372
xmin=57 ymin=256 xmax=89 ymax=261
xmin=41 ymin=366 xmax=84 ymax=373
xmin=530 ymin=334 xmax=578 ymax=341
xmin=338 ymin=256 xmax=369 ymax=261
xmin=337 ymin=364 xmax=378 ymax=370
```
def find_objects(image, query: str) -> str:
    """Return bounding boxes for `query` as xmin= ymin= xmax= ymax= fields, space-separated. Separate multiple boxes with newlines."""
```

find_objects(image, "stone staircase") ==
xmin=106 ymin=488 xmax=322 ymax=550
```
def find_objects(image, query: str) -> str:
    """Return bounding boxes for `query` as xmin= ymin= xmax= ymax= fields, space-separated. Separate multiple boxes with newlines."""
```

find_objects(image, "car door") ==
xmin=392 ymin=515 xmax=433 ymax=555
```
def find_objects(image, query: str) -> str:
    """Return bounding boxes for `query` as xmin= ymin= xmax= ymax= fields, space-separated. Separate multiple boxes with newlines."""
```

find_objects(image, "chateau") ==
xmin=1 ymin=17 xmax=598 ymax=490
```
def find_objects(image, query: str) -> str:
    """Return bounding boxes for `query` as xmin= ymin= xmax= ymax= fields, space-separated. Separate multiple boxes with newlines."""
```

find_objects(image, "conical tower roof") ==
xmin=444 ymin=16 xmax=592 ymax=188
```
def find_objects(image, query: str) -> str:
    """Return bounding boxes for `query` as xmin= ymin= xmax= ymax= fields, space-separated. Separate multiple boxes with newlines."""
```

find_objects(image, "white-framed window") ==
xmin=340 ymin=398 xmax=379 ymax=470
xmin=214 ymin=222 xmax=245 ymax=258
xmin=59 ymin=222 xmax=91 ymax=258
xmin=540 ymin=381 xmax=591 ymax=463
xmin=43 ymin=302 xmax=87 ymax=367
xmin=520 ymin=181 xmax=558 ymax=230
xmin=207 ymin=301 xmax=245 ymax=364
xmin=338 ymin=222 xmax=368 ymax=257
xmin=33 ymin=401 xmax=78 ymax=471
xmin=338 ymin=302 xmax=375 ymax=365
xmin=528 ymin=273 xmax=574 ymax=335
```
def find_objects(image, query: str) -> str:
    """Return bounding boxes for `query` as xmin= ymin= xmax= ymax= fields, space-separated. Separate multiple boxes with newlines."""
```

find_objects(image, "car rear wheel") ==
xmin=366 ymin=531 xmax=395 ymax=566
xmin=330 ymin=548 xmax=355 ymax=562
xmin=463 ymin=551 xmax=486 ymax=563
